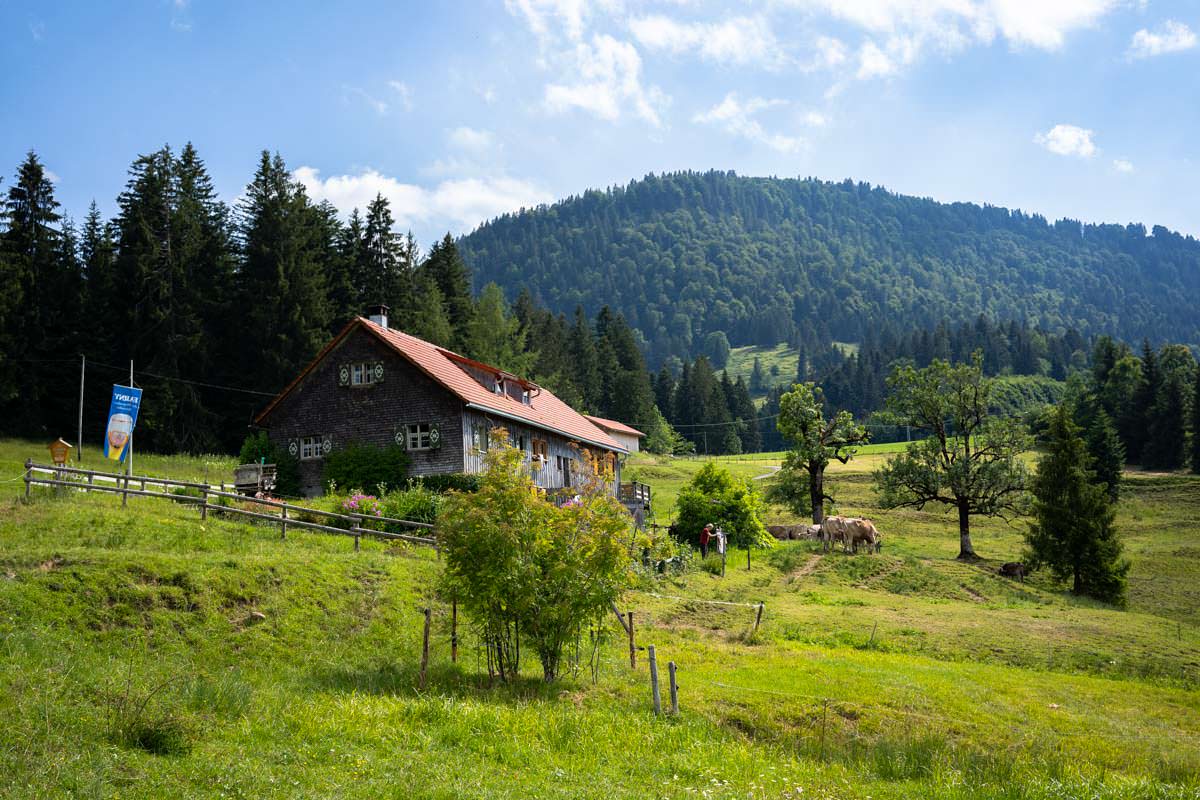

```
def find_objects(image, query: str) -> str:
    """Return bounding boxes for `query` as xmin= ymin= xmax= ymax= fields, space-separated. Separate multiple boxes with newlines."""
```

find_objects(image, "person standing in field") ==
xmin=700 ymin=523 xmax=714 ymax=558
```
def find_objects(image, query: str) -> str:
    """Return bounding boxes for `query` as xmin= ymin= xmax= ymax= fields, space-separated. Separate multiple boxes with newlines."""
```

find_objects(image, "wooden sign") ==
xmin=48 ymin=437 xmax=73 ymax=466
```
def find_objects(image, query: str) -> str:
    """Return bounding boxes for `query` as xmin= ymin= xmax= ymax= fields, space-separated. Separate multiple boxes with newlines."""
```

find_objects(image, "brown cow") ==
xmin=844 ymin=518 xmax=881 ymax=554
xmin=819 ymin=516 xmax=850 ymax=553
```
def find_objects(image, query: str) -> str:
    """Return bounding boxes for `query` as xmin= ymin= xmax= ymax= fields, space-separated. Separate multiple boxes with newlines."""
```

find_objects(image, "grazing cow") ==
xmin=819 ymin=516 xmax=850 ymax=553
xmin=998 ymin=562 xmax=1027 ymax=582
xmin=844 ymin=518 xmax=881 ymax=554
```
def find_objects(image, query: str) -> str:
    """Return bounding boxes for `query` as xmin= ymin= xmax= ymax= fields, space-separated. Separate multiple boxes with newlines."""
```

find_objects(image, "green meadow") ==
xmin=1 ymin=438 xmax=1198 ymax=799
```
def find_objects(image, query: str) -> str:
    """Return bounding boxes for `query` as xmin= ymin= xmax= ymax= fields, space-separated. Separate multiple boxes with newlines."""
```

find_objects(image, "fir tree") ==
xmin=749 ymin=356 xmax=766 ymax=393
xmin=466 ymin=283 xmax=533 ymax=375
xmin=1085 ymin=409 xmax=1124 ymax=501
xmin=567 ymin=307 xmax=600 ymax=411
xmin=422 ymin=233 xmax=474 ymax=351
xmin=1145 ymin=374 xmax=1188 ymax=470
xmin=1192 ymin=367 xmax=1200 ymax=474
xmin=1025 ymin=404 xmax=1128 ymax=605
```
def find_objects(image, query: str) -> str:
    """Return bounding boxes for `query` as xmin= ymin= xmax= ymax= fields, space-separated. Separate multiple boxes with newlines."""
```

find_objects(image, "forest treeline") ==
xmin=458 ymin=170 xmax=1200 ymax=364
xmin=1 ymin=148 xmax=1197 ymax=467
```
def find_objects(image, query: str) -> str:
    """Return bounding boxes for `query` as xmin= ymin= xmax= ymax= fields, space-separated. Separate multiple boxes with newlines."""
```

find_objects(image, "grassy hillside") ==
xmin=2 ymin=438 xmax=1199 ymax=799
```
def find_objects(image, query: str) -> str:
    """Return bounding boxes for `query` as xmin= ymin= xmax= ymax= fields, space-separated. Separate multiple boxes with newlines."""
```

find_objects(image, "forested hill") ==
xmin=458 ymin=171 xmax=1200 ymax=364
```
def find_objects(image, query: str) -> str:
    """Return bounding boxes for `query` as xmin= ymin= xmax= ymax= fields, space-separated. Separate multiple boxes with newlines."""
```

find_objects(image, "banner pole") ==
xmin=128 ymin=361 xmax=134 ymax=479
xmin=77 ymin=355 xmax=85 ymax=464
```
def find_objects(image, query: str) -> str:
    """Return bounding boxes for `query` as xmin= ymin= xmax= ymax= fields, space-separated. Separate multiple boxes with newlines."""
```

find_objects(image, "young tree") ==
xmin=466 ymin=282 xmax=534 ymax=375
xmin=422 ymin=233 xmax=474 ymax=351
xmin=1025 ymin=404 xmax=1129 ymax=605
xmin=875 ymin=354 xmax=1030 ymax=560
xmin=749 ymin=356 xmax=766 ymax=393
xmin=438 ymin=437 xmax=633 ymax=682
xmin=1085 ymin=409 xmax=1125 ymax=501
xmin=774 ymin=382 xmax=868 ymax=523
xmin=673 ymin=462 xmax=769 ymax=550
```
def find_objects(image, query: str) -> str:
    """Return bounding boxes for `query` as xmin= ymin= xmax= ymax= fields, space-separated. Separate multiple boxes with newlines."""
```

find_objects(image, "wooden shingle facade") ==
xmin=254 ymin=316 xmax=628 ymax=497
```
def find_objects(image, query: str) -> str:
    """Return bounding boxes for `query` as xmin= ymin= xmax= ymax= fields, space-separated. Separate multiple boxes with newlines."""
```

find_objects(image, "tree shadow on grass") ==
xmin=308 ymin=658 xmax=576 ymax=705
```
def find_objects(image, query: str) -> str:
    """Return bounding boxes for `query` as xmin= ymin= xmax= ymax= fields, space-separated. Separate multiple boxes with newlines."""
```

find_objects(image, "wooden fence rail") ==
xmin=23 ymin=460 xmax=437 ymax=549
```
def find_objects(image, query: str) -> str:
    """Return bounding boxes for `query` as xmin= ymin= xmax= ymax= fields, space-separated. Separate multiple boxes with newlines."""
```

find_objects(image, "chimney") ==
xmin=367 ymin=304 xmax=389 ymax=329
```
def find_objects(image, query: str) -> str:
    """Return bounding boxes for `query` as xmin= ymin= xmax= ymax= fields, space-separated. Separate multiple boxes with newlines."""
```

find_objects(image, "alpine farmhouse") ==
xmin=253 ymin=309 xmax=630 ymax=497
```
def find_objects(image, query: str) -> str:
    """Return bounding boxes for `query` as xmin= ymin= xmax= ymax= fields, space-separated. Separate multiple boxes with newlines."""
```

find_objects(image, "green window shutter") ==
xmin=394 ymin=426 xmax=406 ymax=448
xmin=429 ymin=423 xmax=442 ymax=450
xmin=338 ymin=364 xmax=350 ymax=386
xmin=373 ymin=362 xmax=385 ymax=383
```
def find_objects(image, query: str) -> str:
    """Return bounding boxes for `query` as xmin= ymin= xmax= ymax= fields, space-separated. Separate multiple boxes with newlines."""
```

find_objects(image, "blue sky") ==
xmin=2 ymin=0 xmax=1198 ymax=245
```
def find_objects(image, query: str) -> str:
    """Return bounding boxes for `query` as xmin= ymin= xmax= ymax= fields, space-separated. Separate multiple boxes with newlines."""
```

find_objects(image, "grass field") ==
xmin=2 ymin=437 xmax=1199 ymax=799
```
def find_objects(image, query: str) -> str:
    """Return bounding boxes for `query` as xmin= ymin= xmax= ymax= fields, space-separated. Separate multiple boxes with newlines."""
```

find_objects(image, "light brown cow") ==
xmin=844 ymin=518 xmax=881 ymax=554
xmin=819 ymin=516 xmax=850 ymax=553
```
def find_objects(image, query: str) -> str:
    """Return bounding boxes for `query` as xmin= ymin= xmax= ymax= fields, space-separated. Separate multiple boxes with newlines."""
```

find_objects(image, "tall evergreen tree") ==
xmin=1192 ymin=367 xmax=1200 ymax=475
xmin=1085 ymin=409 xmax=1124 ymax=501
xmin=466 ymin=283 xmax=533 ymax=375
xmin=236 ymin=151 xmax=331 ymax=397
xmin=422 ymin=233 xmax=474 ymax=351
xmin=1026 ymin=404 xmax=1128 ymax=605
xmin=1145 ymin=374 xmax=1188 ymax=470
xmin=567 ymin=307 xmax=600 ymax=411
xmin=0 ymin=151 xmax=65 ymax=435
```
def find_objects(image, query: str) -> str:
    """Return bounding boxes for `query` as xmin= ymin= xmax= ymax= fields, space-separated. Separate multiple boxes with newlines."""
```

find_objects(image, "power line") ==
xmin=11 ymin=355 xmax=276 ymax=398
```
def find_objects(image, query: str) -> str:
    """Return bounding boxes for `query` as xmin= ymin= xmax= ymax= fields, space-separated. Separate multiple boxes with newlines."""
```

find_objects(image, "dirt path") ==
xmin=788 ymin=554 xmax=823 ymax=581
xmin=753 ymin=465 xmax=781 ymax=481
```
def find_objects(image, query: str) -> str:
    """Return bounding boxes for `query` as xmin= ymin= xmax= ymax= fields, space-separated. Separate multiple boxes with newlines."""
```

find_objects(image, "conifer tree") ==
xmin=1129 ymin=340 xmax=1160 ymax=463
xmin=731 ymin=375 xmax=761 ymax=452
xmin=1026 ymin=404 xmax=1128 ymax=605
xmin=422 ymin=233 xmax=474 ymax=351
xmin=567 ymin=306 xmax=600 ymax=410
xmin=466 ymin=283 xmax=533 ymax=375
xmin=1145 ymin=374 xmax=1188 ymax=469
xmin=236 ymin=151 xmax=331 ymax=397
xmin=750 ymin=357 xmax=766 ymax=393
xmin=1085 ymin=409 xmax=1124 ymax=501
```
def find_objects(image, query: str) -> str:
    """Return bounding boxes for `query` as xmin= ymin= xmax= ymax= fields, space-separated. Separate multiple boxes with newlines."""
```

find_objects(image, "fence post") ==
xmin=122 ymin=469 xmax=129 ymax=508
xmin=280 ymin=505 xmax=287 ymax=539
xmin=747 ymin=545 xmax=751 ymax=571
xmin=754 ymin=602 xmax=764 ymax=634
xmin=87 ymin=471 xmax=94 ymax=492
xmin=419 ymin=607 xmax=432 ymax=690
xmin=451 ymin=599 xmax=458 ymax=663
xmin=23 ymin=459 xmax=31 ymax=500
xmin=648 ymin=645 xmax=661 ymax=715
xmin=668 ymin=661 xmax=678 ymax=715
xmin=627 ymin=612 xmax=636 ymax=669
xmin=200 ymin=487 xmax=208 ymax=521
xmin=352 ymin=514 xmax=361 ymax=551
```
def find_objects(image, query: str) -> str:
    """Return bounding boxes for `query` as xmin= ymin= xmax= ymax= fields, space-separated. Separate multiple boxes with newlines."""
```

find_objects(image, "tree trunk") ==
xmin=810 ymin=465 xmax=825 ymax=525
xmin=957 ymin=501 xmax=977 ymax=560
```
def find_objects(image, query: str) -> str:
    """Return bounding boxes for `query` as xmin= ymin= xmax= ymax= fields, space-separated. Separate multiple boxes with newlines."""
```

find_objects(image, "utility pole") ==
xmin=77 ymin=355 xmax=85 ymax=464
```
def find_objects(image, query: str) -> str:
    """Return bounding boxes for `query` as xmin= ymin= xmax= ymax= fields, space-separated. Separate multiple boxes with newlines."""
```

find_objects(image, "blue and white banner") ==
xmin=104 ymin=385 xmax=142 ymax=462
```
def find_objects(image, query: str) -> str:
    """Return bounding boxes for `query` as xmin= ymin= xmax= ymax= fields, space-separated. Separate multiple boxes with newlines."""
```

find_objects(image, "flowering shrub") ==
xmin=341 ymin=493 xmax=383 ymax=518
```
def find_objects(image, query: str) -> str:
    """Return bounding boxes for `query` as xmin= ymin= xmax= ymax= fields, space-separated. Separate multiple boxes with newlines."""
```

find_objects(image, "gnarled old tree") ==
xmin=874 ymin=354 xmax=1029 ymax=560
xmin=772 ymin=383 xmax=868 ymax=524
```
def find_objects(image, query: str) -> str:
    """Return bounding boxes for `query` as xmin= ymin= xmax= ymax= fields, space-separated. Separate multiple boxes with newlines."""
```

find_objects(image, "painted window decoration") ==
xmin=299 ymin=435 xmax=328 ymax=460
xmin=340 ymin=362 xmax=384 ymax=387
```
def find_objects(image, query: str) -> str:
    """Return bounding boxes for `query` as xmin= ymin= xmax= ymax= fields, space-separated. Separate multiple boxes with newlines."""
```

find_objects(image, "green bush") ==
xmin=322 ymin=442 xmax=410 ymax=494
xmin=381 ymin=486 xmax=441 ymax=526
xmin=238 ymin=432 xmax=301 ymax=497
xmin=673 ymin=462 xmax=772 ymax=550
xmin=408 ymin=473 xmax=482 ymax=494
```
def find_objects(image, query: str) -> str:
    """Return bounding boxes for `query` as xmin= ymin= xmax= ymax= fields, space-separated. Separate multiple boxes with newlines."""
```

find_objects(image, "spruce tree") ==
xmin=567 ymin=307 xmax=600 ymax=411
xmin=1026 ymin=404 xmax=1128 ymax=605
xmin=236 ymin=151 xmax=331 ymax=396
xmin=1085 ymin=409 xmax=1124 ymax=501
xmin=750 ymin=357 xmax=766 ymax=393
xmin=466 ymin=283 xmax=533 ymax=374
xmin=422 ymin=233 xmax=474 ymax=351
xmin=1146 ymin=375 xmax=1188 ymax=470
xmin=1130 ymin=340 xmax=1160 ymax=463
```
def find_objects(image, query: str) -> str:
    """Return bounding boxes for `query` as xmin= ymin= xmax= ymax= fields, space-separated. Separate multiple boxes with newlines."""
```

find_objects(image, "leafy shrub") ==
xmin=382 ymin=485 xmax=442 ymax=525
xmin=408 ymin=473 xmax=482 ymax=494
xmin=322 ymin=442 xmax=410 ymax=494
xmin=238 ymin=432 xmax=300 ymax=497
xmin=673 ymin=462 xmax=771 ymax=550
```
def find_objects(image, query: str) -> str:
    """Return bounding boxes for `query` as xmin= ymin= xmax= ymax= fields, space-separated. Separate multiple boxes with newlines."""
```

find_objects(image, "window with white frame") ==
xmin=406 ymin=423 xmax=433 ymax=450
xmin=299 ymin=435 xmax=323 ymax=460
xmin=350 ymin=362 xmax=377 ymax=386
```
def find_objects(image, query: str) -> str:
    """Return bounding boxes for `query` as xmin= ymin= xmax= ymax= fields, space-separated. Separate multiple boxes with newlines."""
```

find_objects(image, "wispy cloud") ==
xmin=544 ymin=34 xmax=668 ymax=127
xmin=388 ymin=81 xmax=414 ymax=111
xmin=1126 ymin=20 xmax=1196 ymax=60
xmin=343 ymin=85 xmax=389 ymax=115
xmin=629 ymin=14 xmax=786 ymax=68
xmin=693 ymin=93 xmax=804 ymax=154
xmin=1034 ymin=124 xmax=1098 ymax=158
xmin=293 ymin=166 xmax=552 ymax=235
xmin=1113 ymin=158 xmax=1134 ymax=174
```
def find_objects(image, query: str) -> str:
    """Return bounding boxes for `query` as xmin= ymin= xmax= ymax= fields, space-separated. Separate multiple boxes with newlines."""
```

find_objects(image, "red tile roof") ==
xmin=583 ymin=415 xmax=646 ymax=438
xmin=256 ymin=317 xmax=627 ymax=454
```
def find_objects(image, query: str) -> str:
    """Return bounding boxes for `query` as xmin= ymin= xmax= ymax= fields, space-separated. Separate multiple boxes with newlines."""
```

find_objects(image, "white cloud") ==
xmin=293 ymin=166 xmax=552 ymax=235
xmin=693 ymin=93 xmax=804 ymax=154
xmin=344 ymin=86 xmax=389 ymax=115
xmin=447 ymin=126 xmax=496 ymax=154
xmin=629 ymin=14 xmax=786 ymax=68
xmin=544 ymin=34 xmax=668 ymax=127
xmin=1113 ymin=158 xmax=1135 ymax=173
xmin=807 ymin=35 xmax=849 ymax=70
xmin=1034 ymin=124 xmax=1098 ymax=158
xmin=800 ymin=110 xmax=830 ymax=127
xmin=1127 ymin=20 xmax=1196 ymax=60
xmin=388 ymin=81 xmax=414 ymax=111
xmin=857 ymin=41 xmax=896 ymax=78
xmin=505 ymin=0 xmax=595 ymax=43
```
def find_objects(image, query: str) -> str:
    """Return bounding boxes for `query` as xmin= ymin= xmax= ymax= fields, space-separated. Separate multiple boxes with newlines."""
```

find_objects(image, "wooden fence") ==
xmin=22 ymin=460 xmax=437 ymax=551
